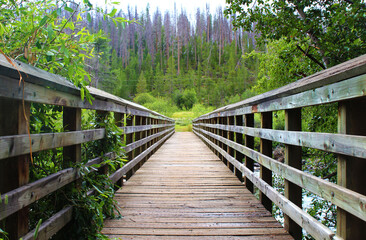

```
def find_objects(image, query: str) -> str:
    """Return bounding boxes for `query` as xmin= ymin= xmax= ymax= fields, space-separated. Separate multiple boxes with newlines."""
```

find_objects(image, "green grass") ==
xmin=173 ymin=111 xmax=194 ymax=132
xmin=175 ymin=124 xmax=192 ymax=132
xmin=171 ymin=105 xmax=215 ymax=132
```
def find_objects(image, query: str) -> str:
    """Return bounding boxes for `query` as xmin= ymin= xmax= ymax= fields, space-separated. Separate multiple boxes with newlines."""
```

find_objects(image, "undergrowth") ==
xmin=20 ymin=109 xmax=126 ymax=240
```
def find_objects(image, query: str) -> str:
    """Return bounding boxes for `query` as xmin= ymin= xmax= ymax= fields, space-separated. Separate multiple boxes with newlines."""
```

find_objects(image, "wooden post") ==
xmin=0 ymin=99 xmax=30 ymax=239
xmin=114 ymin=112 xmax=124 ymax=187
xmin=60 ymin=107 xmax=82 ymax=239
xmin=146 ymin=117 xmax=152 ymax=158
xmin=337 ymin=99 xmax=366 ymax=239
xmin=222 ymin=117 xmax=228 ymax=165
xmin=244 ymin=114 xmax=254 ymax=193
xmin=134 ymin=116 xmax=141 ymax=157
xmin=96 ymin=110 xmax=109 ymax=175
xmin=235 ymin=115 xmax=244 ymax=182
xmin=140 ymin=116 xmax=147 ymax=165
xmin=260 ymin=112 xmax=273 ymax=213
xmin=151 ymin=118 xmax=155 ymax=146
xmin=63 ymin=107 xmax=82 ymax=168
xmin=284 ymin=108 xmax=302 ymax=240
xmin=125 ymin=114 xmax=134 ymax=180
xmin=218 ymin=117 xmax=224 ymax=162
xmin=211 ymin=118 xmax=216 ymax=154
xmin=212 ymin=118 xmax=216 ymax=152
xmin=215 ymin=117 xmax=219 ymax=157
xmin=227 ymin=116 xmax=235 ymax=171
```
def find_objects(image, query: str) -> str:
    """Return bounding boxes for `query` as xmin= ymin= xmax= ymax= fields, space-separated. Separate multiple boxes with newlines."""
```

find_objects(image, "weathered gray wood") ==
xmin=227 ymin=116 xmax=235 ymax=171
xmin=109 ymin=129 xmax=175 ymax=183
xmin=123 ymin=127 xmax=174 ymax=153
xmin=0 ymin=55 xmax=79 ymax=94
xmin=196 ymin=123 xmax=366 ymax=159
xmin=244 ymin=114 xmax=254 ymax=193
xmin=114 ymin=112 xmax=124 ymax=187
xmin=140 ymin=117 xmax=148 ymax=164
xmin=0 ymin=55 xmax=174 ymax=239
xmin=235 ymin=115 xmax=244 ymax=182
xmin=0 ymin=129 xmax=105 ymax=160
xmin=96 ymin=111 xmax=110 ymax=175
xmin=21 ymin=178 xmax=106 ymax=240
xmin=125 ymin=115 xmax=134 ymax=180
xmin=0 ymin=99 xmax=30 ymax=239
xmin=63 ymin=108 xmax=81 ymax=169
xmin=104 ymin=132 xmax=291 ymax=239
xmin=193 ymin=129 xmax=340 ymax=240
xmin=216 ymin=119 xmax=221 ymax=160
xmin=337 ymin=99 xmax=366 ymax=239
xmin=284 ymin=108 xmax=302 ymax=240
xmin=259 ymin=112 xmax=272 ymax=213
xmin=88 ymin=87 xmax=174 ymax=121
xmin=0 ymin=55 xmax=174 ymax=122
xmin=0 ymin=153 xmax=112 ymax=221
xmin=195 ymin=54 xmax=366 ymax=120
xmin=201 ymin=73 xmax=366 ymax=117
xmin=0 ymin=75 xmax=174 ymax=121
xmin=21 ymin=206 xmax=73 ymax=240
xmin=195 ymin=127 xmax=366 ymax=223
xmin=121 ymin=124 xmax=175 ymax=134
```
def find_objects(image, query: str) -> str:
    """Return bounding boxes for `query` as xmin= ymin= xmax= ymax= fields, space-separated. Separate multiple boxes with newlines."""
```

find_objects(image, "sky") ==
xmin=101 ymin=0 xmax=228 ymax=19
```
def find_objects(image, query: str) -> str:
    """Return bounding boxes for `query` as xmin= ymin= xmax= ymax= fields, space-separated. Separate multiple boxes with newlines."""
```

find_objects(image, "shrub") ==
xmin=181 ymin=89 xmax=197 ymax=109
xmin=134 ymin=93 xmax=156 ymax=105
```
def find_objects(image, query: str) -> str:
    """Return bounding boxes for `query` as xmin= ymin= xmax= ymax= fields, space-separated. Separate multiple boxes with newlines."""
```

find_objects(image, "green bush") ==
xmin=191 ymin=104 xmax=214 ymax=118
xmin=134 ymin=93 xmax=156 ymax=105
xmin=182 ymin=89 xmax=197 ymax=109
xmin=143 ymin=97 xmax=179 ymax=117
xmin=173 ymin=89 xmax=198 ymax=110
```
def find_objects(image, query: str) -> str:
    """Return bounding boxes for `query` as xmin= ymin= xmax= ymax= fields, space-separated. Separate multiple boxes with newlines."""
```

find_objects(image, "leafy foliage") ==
xmin=134 ymin=94 xmax=179 ymax=117
xmin=250 ymin=39 xmax=321 ymax=94
xmin=0 ymin=1 xmax=130 ymax=238
xmin=173 ymin=89 xmax=198 ymax=110
xmin=225 ymin=0 xmax=366 ymax=68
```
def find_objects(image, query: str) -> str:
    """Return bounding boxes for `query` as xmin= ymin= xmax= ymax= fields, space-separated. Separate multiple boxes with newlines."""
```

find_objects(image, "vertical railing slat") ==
xmin=235 ymin=115 xmax=244 ymax=182
xmin=114 ymin=112 xmax=124 ymax=187
xmin=227 ymin=116 xmax=235 ymax=172
xmin=244 ymin=114 xmax=254 ymax=193
xmin=125 ymin=114 xmax=134 ymax=180
xmin=284 ymin=108 xmax=302 ymax=240
xmin=337 ymin=99 xmax=366 ymax=239
xmin=260 ymin=112 xmax=273 ymax=213
xmin=0 ymin=99 xmax=30 ymax=239
xmin=96 ymin=110 xmax=109 ymax=175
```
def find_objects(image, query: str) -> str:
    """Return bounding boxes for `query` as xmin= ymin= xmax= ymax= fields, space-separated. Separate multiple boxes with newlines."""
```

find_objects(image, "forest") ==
xmin=86 ymin=2 xmax=259 ymax=116
xmin=1 ymin=0 xmax=366 ymax=239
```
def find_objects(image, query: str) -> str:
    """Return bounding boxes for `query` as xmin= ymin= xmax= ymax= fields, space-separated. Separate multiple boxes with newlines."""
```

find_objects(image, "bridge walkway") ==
xmin=102 ymin=132 xmax=292 ymax=240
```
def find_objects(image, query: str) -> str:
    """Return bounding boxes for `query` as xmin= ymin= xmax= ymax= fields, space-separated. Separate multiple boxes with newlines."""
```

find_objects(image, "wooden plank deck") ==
xmin=102 ymin=132 xmax=292 ymax=240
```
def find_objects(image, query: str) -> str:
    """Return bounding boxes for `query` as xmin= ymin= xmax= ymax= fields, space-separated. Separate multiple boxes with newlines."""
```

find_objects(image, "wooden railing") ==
xmin=0 ymin=55 xmax=175 ymax=239
xmin=193 ymin=55 xmax=366 ymax=240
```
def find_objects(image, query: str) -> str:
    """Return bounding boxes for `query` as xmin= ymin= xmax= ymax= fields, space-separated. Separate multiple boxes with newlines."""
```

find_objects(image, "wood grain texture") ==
xmin=0 ymin=153 xmax=113 ymax=221
xmin=195 ymin=127 xmax=366 ymax=223
xmin=195 ymin=123 xmax=366 ymax=159
xmin=0 ymin=55 xmax=173 ymax=122
xmin=194 ymin=54 xmax=366 ymax=120
xmin=102 ymin=132 xmax=292 ymax=239
xmin=0 ymin=129 xmax=105 ymax=160
xmin=193 ymin=129 xmax=338 ymax=240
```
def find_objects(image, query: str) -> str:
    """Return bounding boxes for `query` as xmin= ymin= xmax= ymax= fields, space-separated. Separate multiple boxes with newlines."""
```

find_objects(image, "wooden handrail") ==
xmin=0 ymin=57 xmax=175 ymax=239
xmin=193 ymin=54 xmax=366 ymax=240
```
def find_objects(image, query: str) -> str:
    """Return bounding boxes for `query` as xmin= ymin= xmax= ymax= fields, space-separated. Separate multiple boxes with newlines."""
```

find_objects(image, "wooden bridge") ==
xmin=101 ymin=132 xmax=291 ymax=239
xmin=1 ymin=54 xmax=366 ymax=240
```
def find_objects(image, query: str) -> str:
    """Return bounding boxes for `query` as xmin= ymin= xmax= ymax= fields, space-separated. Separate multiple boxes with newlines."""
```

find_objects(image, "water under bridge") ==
xmin=1 ymin=54 xmax=366 ymax=240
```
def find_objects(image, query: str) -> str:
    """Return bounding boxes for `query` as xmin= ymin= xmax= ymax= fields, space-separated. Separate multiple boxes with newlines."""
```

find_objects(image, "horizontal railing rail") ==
xmin=0 ymin=55 xmax=175 ymax=239
xmin=192 ymin=54 xmax=366 ymax=240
